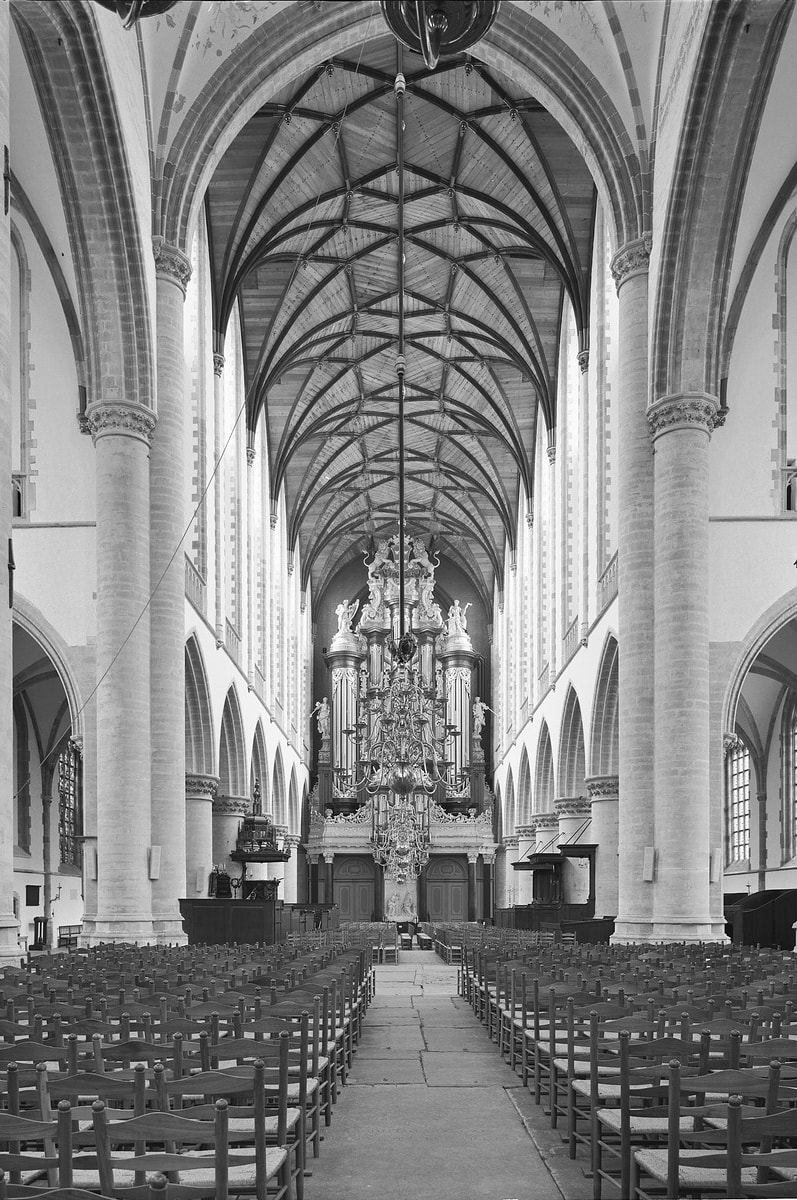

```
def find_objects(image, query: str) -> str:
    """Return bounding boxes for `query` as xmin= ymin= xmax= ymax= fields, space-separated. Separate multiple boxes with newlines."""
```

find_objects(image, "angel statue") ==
xmin=311 ymin=697 xmax=330 ymax=739
xmin=472 ymin=696 xmax=492 ymax=739
xmin=335 ymin=597 xmax=359 ymax=634
xmin=447 ymin=599 xmax=471 ymax=636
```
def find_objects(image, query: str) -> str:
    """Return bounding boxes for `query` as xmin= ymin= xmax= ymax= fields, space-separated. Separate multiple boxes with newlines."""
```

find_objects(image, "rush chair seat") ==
xmin=90 ymin=1094 xmax=290 ymax=1200
xmin=0 ymin=1171 xmax=117 ymax=1200
xmin=630 ymin=1058 xmax=797 ymax=1200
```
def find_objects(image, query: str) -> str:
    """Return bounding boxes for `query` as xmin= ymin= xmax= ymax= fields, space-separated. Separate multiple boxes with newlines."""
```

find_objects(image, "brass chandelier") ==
xmin=351 ymin=61 xmax=454 ymax=881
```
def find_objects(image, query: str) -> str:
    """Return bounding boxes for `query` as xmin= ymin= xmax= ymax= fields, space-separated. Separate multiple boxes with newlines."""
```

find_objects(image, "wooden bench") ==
xmin=57 ymin=924 xmax=82 ymax=948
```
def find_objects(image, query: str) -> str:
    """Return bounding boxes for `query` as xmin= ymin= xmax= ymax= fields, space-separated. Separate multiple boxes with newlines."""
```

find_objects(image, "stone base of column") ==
xmin=152 ymin=914 xmax=188 ymax=945
xmin=0 ymin=915 xmax=21 ymax=965
xmin=611 ymin=918 xmax=655 ymax=944
xmin=89 ymin=917 xmax=157 ymax=944
xmin=647 ymin=918 xmax=728 ymax=943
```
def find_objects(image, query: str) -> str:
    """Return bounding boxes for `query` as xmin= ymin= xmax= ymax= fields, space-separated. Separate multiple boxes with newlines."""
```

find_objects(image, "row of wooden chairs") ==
xmin=0 ymin=936 xmax=375 ymax=1198
xmin=457 ymin=938 xmax=797 ymax=1198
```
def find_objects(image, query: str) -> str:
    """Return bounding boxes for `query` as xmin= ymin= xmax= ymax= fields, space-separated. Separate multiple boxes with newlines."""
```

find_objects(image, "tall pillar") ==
xmin=0 ymin=0 xmax=18 ymax=963
xmin=282 ymin=835 xmax=302 ymax=903
xmin=327 ymin=629 xmax=362 ymax=802
xmin=212 ymin=349 xmax=225 ymax=645
xmin=467 ymin=853 xmax=478 ymax=921
xmin=151 ymin=238 xmax=191 ymax=943
xmin=578 ymin=350 xmax=591 ymax=644
xmin=610 ymin=237 xmax=655 ymax=944
xmin=514 ymin=826 xmax=536 ymax=905
xmin=502 ymin=836 xmax=518 ymax=909
xmin=185 ymin=774 xmax=218 ymax=897
xmin=648 ymin=393 xmax=724 ymax=941
xmin=87 ymin=401 xmax=156 ymax=942
xmin=586 ymin=775 xmax=619 ymax=918
xmin=212 ymin=795 xmax=248 ymax=877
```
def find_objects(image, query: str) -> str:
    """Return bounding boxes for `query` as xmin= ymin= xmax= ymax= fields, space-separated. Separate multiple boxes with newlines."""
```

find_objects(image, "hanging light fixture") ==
xmin=351 ymin=59 xmax=454 ymax=882
xmin=92 ymin=0 xmax=179 ymax=29
xmin=380 ymin=0 xmax=501 ymax=71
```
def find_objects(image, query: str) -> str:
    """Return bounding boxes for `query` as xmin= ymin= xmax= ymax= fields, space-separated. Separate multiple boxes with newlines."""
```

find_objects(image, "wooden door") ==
xmin=333 ymin=856 xmax=376 ymax=923
xmin=425 ymin=856 xmax=467 ymax=921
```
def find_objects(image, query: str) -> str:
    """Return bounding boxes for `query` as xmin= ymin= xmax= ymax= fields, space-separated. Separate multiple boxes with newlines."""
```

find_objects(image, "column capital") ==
xmin=647 ymin=392 xmax=720 ymax=441
xmin=185 ymin=773 xmax=219 ymax=799
xmin=610 ymin=233 xmax=652 ymax=291
xmin=586 ymin=774 xmax=619 ymax=800
xmin=503 ymin=835 xmax=519 ymax=850
xmin=554 ymin=796 xmax=591 ymax=818
xmin=213 ymin=352 xmax=225 ymax=377
xmin=85 ymin=401 xmax=157 ymax=446
xmin=284 ymin=834 xmax=303 ymax=849
xmin=212 ymin=794 xmax=249 ymax=817
xmin=152 ymin=236 xmax=192 ymax=294
xmin=577 ymin=348 xmax=589 ymax=374
xmin=467 ymin=852 xmax=479 ymax=865
xmin=546 ymin=442 xmax=556 ymax=466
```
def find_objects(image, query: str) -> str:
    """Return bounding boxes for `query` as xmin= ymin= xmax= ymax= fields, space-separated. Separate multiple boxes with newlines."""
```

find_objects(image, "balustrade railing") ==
xmin=598 ymin=551 xmax=618 ymax=611
xmin=562 ymin=614 xmax=579 ymax=665
xmin=184 ymin=555 xmax=206 ymax=614
xmin=225 ymin=618 xmax=241 ymax=665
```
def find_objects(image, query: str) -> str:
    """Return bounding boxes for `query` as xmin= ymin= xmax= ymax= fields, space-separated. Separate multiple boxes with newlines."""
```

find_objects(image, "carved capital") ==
xmin=283 ymin=834 xmax=303 ymax=849
xmin=515 ymin=825 xmax=537 ymax=839
xmin=533 ymin=812 xmax=559 ymax=830
xmin=185 ymin=773 xmax=219 ymax=799
xmin=85 ymin=401 xmax=157 ymax=447
xmin=554 ymin=796 xmax=591 ymax=818
xmin=647 ymin=393 xmax=720 ymax=441
xmin=77 ymin=412 xmax=92 ymax=436
xmin=467 ymin=852 xmax=479 ymax=866
xmin=212 ymin=795 xmax=250 ymax=817
xmin=152 ymin=236 xmax=192 ymax=293
xmin=577 ymin=349 xmax=589 ymax=374
xmin=503 ymin=835 xmax=519 ymax=851
xmin=586 ymin=775 xmax=619 ymax=801
xmin=546 ymin=442 xmax=556 ymax=466
xmin=68 ymin=735 xmax=84 ymax=760
xmin=212 ymin=353 xmax=225 ymax=377
xmin=610 ymin=233 xmax=652 ymax=291
xmin=246 ymin=446 xmax=256 ymax=468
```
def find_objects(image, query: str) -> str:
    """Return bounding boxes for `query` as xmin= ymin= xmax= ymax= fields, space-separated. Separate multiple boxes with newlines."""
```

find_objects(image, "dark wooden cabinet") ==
xmin=179 ymin=898 xmax=276 ymax=946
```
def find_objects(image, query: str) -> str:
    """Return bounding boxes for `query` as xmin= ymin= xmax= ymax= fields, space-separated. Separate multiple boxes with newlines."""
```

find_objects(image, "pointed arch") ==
xmin=517 ymin=746 xmax=532 ymax=826
xmin=288 ymin=767 xmax=299 ymax=834
xmin=11 ymin=1 xmax=153 ymax=410
xmin=185 ymin=635 xmax=214 ymax=775
xmin=558 ymin=685 xmax=587 ymax=797
xmin=250 ymin=721 xmax=269 ymax=815
xmin=272 ymin=746 xmax=287 ymax=827
xmin=218 ymin=686 xmax=246 ymax=797
xmin=590 ymin=634 xmax=619 ymax=777
xmin=504 ymin=770 xmax=516 ymax=837
xmin=534 ymin=721 xmax=555 ymax=813
xmin=12 ymin=596 xmax=84 ymax=740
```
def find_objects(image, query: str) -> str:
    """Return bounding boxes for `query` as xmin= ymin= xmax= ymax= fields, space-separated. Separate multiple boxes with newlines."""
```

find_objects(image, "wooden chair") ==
xmin=91 ymin=1094 xmax=290 ymax=1200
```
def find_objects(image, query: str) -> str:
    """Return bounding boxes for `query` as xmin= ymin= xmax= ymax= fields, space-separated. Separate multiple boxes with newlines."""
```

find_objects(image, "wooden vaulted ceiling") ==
xmin=204 ymin=32 xmax=597 ymax=608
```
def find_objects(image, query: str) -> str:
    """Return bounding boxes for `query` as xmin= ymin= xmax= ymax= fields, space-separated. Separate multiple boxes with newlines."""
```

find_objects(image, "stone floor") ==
xmin=303 ymin=951 xmax=592 ymax=1200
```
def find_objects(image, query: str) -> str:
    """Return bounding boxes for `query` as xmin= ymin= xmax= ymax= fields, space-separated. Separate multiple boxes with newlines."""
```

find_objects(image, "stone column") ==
xmin=212 ymin=795 xmax=248 ymax=878
xmin=467 ymin=853 xmax=478 ymax=921
xmin=212 ymin=349 xmax=225 ymax=645
xmin=610 ymin=237 xmax=655 ymax=943
xmin=282 ymin=835 xmax=302 ymax=903
xmin=151 ymin=238 xmax=191 ymax=942
xmin=185 ymin=774 xmax=218 ymax=897
xmin=578 ymin=350 xmax=590 ymax=644
xmin=586 ymin=775 xmax=619 ymax=918
xmin=0 ymin=2 xmax=18 ymax=964
xmin=648 ymin=393 xmax=724 ymax=941
xmin=502 ymin=836 xmax=518 ymax=909
xmin=87 ymin=401 xmax=157 ymax=943
xmin=514 ymin=825 xmax=536 ymax=905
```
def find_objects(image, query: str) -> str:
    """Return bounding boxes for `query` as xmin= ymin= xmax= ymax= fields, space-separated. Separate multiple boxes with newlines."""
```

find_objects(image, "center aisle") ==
xmin=304 ymin=950 xmax=592 ymax=1200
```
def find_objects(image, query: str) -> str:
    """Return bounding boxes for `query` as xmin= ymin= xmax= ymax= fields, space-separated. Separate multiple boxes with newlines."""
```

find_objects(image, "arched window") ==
xmin=57 ymin=739 xmax=82 ymax=871
xmin=726 ymin=737 xmax=751 ymax=864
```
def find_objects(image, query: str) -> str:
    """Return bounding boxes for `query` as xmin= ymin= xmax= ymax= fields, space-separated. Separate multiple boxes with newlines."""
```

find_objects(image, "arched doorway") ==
xmin=425 ymin=856 xmax=468 ymax=922
xmin=333 ymin=856 xmax=376 ymax=924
